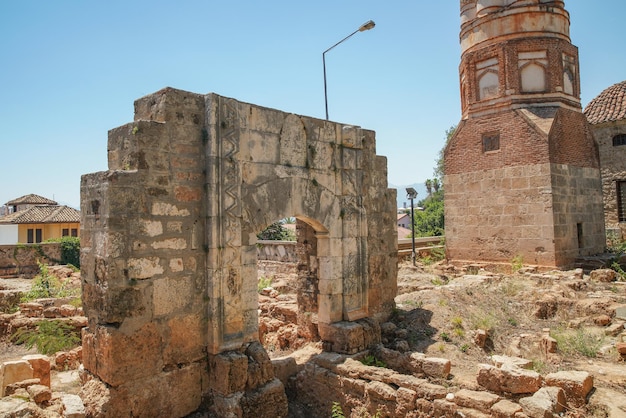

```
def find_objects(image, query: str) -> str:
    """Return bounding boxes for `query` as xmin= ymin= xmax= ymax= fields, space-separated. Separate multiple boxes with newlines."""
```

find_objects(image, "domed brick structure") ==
xmin=584 ymin=80 xmax=626 ymax=239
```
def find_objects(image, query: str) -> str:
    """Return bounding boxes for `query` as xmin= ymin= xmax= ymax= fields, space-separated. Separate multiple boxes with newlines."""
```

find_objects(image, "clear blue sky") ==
xmin=1 ymin=1 xmax=624 ymax=209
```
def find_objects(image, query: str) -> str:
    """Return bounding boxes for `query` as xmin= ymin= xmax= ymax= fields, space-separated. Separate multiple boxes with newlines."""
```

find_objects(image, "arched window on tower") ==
xmin=519 ymin=51 xmax=547 ymax=93
xmin=478 ymin=71 xmax=499 ymax=100
xmin=563 ymin=54 xmax=577 ymax=96
xmin=476 ymin=57 xmax=499 ymax=101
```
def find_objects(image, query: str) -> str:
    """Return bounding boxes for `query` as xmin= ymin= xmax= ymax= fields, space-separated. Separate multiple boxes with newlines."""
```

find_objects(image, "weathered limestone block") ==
xmin=491 ymin=399 xmax=523 ymax=417
xmin=127 ymin=257 xmax=164 ymax=279
xmin=0 ymin=396 xmax=39 ymax=417
xmin=60 ymin=304 xmax=78 ymax=317
xmin=19 ymin=302 xmax=43 ymax=317
xmin=209 ymin=350 xmax=249 ymax=395
xmin=519 ymin=386 xmax=566 ymax=418
xmin=81 ymin=362 xmax=204 ymax=418
xmin=153 ymin=277 xmax=192 ymax=317
xmin=318 ymin=321 xmax=365 ymax=354
xmin=541 ymin=334 xmax=558 ymax=353
xmin=335 ymin=358 xmax=395 ymax=383
xmin=387 ymin=373 xmax=447 ymax=400
xmin=409 ymin=352 xmax=451 ymax=378
xmin=453 ymin=388 xmax=500 ymax=413
xmin=477 ymin=364 xmax=542 ymax=394
xmin=4 ymin=378 xmax=40 ymax=396
xmin=605 ymin=322 xmax=625 ymax=336
xmin=27 ymin=384 xmax=51 ymax=404
xmin=245 ymin=342 xmax=274 ymax=391
xmin=81 ymin=323 xmax=162 ymax=387
xmin=594 ymin=314 xmax=611 ymax=326
xmin=433 ymin=399 xmax=458 ymax=417
xmin=395 ymin=387 xmax=417 ymax=416
xmin=456 ymin=407 xmax=491 ymax=418
xmin=43 ymin=306 xmax=61 ymax=318
xmin=0 ymin=360 xmax=33 ymax=396
xmin=544 ymin=370 xmax=593 ymax=407
xmin=590 ymin=268 xmax=617 ymax=282
xmin=62 ymin=393 xmax=86 ymax=418
xmin=240 ymin=378 xmax=288 ymax=418
xmin=22 ymin=355 xmax=50 ymax=388
xmin=271 ymin=357 xmax=297 ymax=386
xmin=366 ymin=380 xmax=397 ymax=402
xmin=474 ymin=329 xmax=488 ymax=348
xmin=491 ymin=355 xmax=533 ymax=369
xmin=371 ymin=345 xmax=411 ymax=373
xmin=163 ymin=314 xmax=204 ymax=366
xmin=82 ymin=282 xmax=148 ymax=324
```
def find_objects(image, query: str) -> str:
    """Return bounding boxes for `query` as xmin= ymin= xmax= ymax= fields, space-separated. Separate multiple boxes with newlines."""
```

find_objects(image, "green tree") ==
xmin=425 ymin=179 xmax=433 ymax=197
xmin=432 ymin=178 xmax=440 ymax=193
xmin=412 ymin=125 xmax=455 ymax=237
xmin=257 ymin=221 xmax=296 ymax=241
xmin=411 ymin=190 xmax=444 ymax=237
xmin=434 ymin=125 xmax=457 ymax=182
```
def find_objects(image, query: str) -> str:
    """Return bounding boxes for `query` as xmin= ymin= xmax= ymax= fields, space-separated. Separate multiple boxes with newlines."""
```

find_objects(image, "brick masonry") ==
xmin=445 ymin=0 xmax=606 ymax=268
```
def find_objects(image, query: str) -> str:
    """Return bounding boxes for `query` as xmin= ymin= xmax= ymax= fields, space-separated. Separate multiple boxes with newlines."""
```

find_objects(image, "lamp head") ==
xmin=406 ymin=187 xmax=417 ymax=200
xmin=359 ymin=20 xmax=376 ymax=32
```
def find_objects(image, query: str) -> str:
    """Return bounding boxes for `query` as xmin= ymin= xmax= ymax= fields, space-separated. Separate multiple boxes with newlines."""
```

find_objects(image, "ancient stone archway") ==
xmin=80 ymin=88 xmax=397 ymax=417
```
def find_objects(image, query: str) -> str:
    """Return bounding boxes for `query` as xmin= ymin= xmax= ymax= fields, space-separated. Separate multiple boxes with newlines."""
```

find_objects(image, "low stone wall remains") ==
xmin=0 ymin=244 xmax=62 ymax=278
xmin=256 ymin=240 xmax=297 ymax=263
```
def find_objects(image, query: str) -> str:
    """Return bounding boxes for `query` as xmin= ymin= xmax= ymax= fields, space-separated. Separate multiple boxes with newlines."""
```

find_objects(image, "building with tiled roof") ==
xmin=584 ymin=80 xmax=626 ymax=239
xmin=0 ymin=195 xmax=80 ymax=245
xmin=584 ymin=81 xmax=626 ymax=125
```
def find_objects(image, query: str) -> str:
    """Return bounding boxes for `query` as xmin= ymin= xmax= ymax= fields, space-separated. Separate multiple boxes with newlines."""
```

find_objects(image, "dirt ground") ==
xmin=2 ymin=261 xmax=626 ymax=416
xmin=390 ymin=260 xmax=626 ymax=416
xmin=260 ymin=259 xmax=626 ymax=416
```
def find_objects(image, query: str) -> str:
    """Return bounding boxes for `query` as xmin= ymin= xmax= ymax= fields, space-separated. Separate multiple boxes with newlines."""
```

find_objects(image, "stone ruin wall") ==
xmin=80 ymin=87 xmax=397 ymax=417
xmin=590 ymin=120 xmax=626 ymax=239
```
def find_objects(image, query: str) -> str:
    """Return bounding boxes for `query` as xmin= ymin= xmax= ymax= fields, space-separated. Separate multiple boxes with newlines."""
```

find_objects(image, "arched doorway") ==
xmin=80 ymin=88 xmax=397 ymax=417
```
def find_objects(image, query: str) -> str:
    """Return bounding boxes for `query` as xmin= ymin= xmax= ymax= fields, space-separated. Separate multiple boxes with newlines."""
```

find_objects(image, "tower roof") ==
xmin=584 ymin=80 xmax=626 ymax=125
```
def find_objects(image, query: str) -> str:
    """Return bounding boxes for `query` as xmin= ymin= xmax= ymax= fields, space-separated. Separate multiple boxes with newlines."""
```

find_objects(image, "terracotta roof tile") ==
xmin=6 ymin=194 xmax=58 ymax=206
xmin=584 ymin=80 xmax=626 ymax=125
xmin=0 ymin=205 xmax=80 ymax=224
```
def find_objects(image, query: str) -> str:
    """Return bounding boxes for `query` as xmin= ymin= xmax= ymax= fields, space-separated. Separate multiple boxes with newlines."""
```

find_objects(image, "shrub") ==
xmin=257 ymin=222 xmax=295 ymax=241
xmin=45 ymin=236 xmax=80 ymax=268
xmin=257 ymin=276 xmax=273 ymax=293
xmin=550 ymin=327 xmax=604 ymax=358
xmin=21 ymin=263 xmax=80 ymax=302
xmin=59 ymin=236 xmax=80 ymax=268
xmin=12 ymin=320 xmax=80 ymax=355
xmin=360 ymin=354 xmax=386 ymax=368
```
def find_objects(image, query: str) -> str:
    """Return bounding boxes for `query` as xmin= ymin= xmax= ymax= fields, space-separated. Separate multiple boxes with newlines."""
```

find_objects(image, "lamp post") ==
xmin=406 ymin=187 xmax=418 ymax=266
xmin=323 ymin=20 xmax=375 ymax=120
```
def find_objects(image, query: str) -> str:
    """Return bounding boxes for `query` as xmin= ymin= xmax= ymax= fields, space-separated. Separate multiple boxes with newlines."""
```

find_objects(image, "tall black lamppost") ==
xmin=323 ymin=20 xmax=375 ymax=120
xmin=406 ymin=187 xmax=418 ymax=266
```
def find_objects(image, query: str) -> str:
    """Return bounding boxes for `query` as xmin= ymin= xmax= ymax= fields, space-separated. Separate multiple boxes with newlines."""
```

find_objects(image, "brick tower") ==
xmin=444 ymin=0 xmax=605 ymax=268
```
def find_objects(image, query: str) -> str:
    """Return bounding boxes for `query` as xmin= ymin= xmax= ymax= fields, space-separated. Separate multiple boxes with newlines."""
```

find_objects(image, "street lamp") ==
xmin=323 ymin=20 xmax=375 ymax=120
xmin=406 ymin=187 xmax=418 ymax=266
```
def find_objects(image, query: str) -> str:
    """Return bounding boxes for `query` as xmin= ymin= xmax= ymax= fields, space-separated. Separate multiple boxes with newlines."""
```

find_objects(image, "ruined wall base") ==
xmin=80 ymin=364 xmax=205 ymax=418
xmin=445 ymin=163 xmax=605 ymax=269
xmin=206 ymin=342 xmax=288 ymax=418
xmin=318 ymin=318 xmax=381 ymax=355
